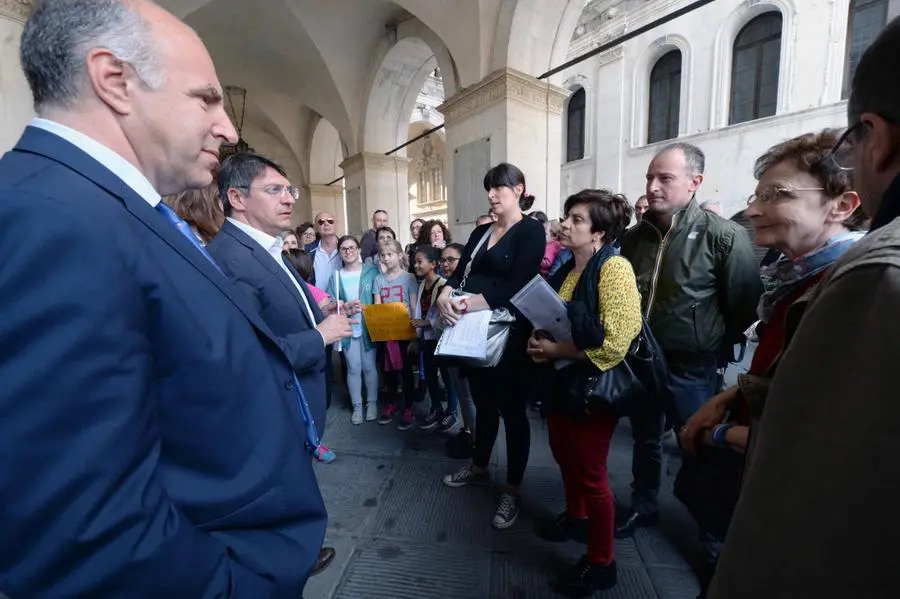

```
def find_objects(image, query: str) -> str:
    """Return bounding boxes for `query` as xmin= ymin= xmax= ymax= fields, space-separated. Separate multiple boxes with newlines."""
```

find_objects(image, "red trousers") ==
xmin=547 ymin=409 xmax=619 ymax=565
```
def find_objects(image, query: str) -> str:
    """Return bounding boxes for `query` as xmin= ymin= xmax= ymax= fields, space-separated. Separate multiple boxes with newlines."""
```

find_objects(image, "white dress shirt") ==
xmin=226 ymin=218 xmax=325 ymax=346
xmin=29 ymin=118 xmax=161 ymax=208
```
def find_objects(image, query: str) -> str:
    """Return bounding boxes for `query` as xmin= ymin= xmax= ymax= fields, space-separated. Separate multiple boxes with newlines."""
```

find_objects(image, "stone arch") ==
xmin=309 ymin=117 xmax=346 ymax=185
xmin=492 ymin=0 xmax=586 ymax=80
xmin=710 ymin=0 xmax=798 ymax=128
xmin=631 ymin=34 xmax=692 ymax=147
xmin=362 ymin=39 xmax=439 ymax=154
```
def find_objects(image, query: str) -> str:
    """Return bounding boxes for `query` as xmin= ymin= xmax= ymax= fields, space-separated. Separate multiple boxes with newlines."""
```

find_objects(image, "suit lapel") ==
xmin=13 ymin=127 xmax=282 ymax=347
xmin=222 ymin=221 xmax=317 ymax=328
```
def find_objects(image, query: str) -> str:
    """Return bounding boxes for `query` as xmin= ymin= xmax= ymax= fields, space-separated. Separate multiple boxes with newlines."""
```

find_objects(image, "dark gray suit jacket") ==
xmin=208 ymin=220 xmax=328 ymax=433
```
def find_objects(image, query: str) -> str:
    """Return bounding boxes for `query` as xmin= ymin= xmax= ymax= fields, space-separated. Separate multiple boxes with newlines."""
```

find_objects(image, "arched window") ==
xmin=843 ymin=0 xmax=888 ymax=98
xmin=648 ymin=50 xmax=682 ymax=144
xmin=729 ymin=12 xmax=782 ymax=125
xmin=566 ymin=88 xmax=586 ymax=162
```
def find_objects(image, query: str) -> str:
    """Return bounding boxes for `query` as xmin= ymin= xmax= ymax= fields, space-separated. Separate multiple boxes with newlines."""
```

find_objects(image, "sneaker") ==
xmin=365 ymin=403 xmax=378 ymax=422
xmin=446 ymin=430 xmax=474 ymax=460
xmin=436 ymin=412 xmax=459 ymax=432
xmin=442 ymin=465 xmax=490 ymax=488
xmin=537 ymin=512 xmax=589 ymax=544
xmin=492 ymin=492 xmax=521 ymax=530
xmin=313 ymin=445 xmax=336 ymax=463
xmin=397 ymin=407 xmax=415 ymax=431
xmin=378 ymin=404 xmax=398 ymax=425
xmin=553 ymin=556 xmax=617 ymax=597
xmin=351 ymin=407 xmax=363 ymax=425
xmin=418 ymin=409 xmax=443 ymax=431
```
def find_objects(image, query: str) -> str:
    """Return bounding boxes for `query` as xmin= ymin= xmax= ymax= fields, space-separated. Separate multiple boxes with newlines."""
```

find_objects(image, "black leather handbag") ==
xmin=557 ymin=316 xmax=668 ymax=417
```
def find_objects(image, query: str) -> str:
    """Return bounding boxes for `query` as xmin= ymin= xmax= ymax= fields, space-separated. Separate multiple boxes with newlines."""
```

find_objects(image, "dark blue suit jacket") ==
xmin=207 ymin=220 xmax=328 ymax=433
xmin=0 ymin=126 xmax=326 ymax=598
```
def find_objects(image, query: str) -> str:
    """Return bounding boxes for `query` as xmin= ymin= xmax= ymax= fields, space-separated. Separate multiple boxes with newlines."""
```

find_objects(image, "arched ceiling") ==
xmin=155 ymin=0 xmax=591 ymax=160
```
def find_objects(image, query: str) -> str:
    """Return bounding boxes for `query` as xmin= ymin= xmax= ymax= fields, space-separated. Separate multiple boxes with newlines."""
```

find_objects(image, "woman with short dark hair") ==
xmin=528 ymin=189 xmax=642 ymax=596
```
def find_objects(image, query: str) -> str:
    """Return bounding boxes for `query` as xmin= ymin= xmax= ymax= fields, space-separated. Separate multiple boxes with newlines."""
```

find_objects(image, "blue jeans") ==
xmin=629 ymin=356 xmax=719 ymax=516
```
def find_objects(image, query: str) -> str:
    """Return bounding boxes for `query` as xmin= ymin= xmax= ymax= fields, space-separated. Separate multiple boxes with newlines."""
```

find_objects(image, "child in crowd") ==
xmin=283 ymin=247 xmax=332 ymax=312
xmin=411 ymin=246 xmax=448 ymax=429
xmin=325 ymin=236 xmax=380 ymax=424
xmin=373 ymin=239 xmax=419 ymax=430
xmin=365 ymin=226 xmax=398 ymax=268
xmin=438 ymin=243 xmax=476 ymax=458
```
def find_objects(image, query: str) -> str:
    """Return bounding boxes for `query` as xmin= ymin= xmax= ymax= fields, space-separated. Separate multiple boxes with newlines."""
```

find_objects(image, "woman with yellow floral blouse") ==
xmin=527 ymin=189 xmax=642 ymax=598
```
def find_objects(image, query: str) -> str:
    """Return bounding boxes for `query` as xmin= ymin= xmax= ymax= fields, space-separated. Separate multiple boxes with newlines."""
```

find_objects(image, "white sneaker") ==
xmin=365 ymin=403 xmax=378 ymax=422
xmin=351 ymin=407 xmax=363 ymax=425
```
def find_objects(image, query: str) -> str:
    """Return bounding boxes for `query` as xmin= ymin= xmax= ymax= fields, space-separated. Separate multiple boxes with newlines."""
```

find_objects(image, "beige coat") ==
xmin=709 ymin=219 xmax=900 ymax=599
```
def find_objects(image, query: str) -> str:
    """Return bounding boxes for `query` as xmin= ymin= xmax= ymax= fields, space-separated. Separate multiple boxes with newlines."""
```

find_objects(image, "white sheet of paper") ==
xmin=511 ymin=275 xmax=574 ymax=370
xmin=435 ymin=310 xmax=491 ymax=360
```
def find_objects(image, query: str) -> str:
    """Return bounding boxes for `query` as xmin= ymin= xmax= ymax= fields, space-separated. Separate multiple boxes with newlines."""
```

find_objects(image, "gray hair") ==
xmin=21 ymin=0 xmax=165 ymax=112
xmin=656 ymin=141 xmax=706 ymax=177
xmin=217 ymin=152 xmax=287 ymax=217
xmin=849 ymin=16 xmax=900 ymax=125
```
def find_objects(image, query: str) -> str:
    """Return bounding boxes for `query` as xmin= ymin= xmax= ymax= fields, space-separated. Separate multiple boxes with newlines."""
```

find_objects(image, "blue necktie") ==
xmin=291 ymin=373 xmax=323 ymax=457
xmin=157 ymin=202 xmax=323 ymax=456
xmin=156 ymin=202 xmax=222 ymax=273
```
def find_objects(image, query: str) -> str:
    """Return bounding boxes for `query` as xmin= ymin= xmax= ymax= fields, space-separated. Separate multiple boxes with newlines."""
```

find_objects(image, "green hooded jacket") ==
xmin=620 ymin=199 xmax=762 ymax=357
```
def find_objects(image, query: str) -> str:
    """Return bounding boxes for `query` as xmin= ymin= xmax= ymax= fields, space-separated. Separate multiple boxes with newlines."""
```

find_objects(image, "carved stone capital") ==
xmin=437 ymin=68 xmax=567 ymax=125
xmin=0 ymin=0 xmax=32 ymax=22
xmin=340 ymin=152 xmax=411 ymax=175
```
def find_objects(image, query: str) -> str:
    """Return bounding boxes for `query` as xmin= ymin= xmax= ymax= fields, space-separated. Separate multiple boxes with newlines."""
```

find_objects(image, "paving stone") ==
xmin=315 ymin=454 xmax=394 ymax=535
xmin=369 ymin=458 xmax=497 ymax=546
xmin=633 ymin=527 xmax=693 ymax=569
xmin=302 ymin=534 xmax=358 ymax=599
xmin=316 ymin=388 xmax=702 ymax=598
xmin=647 ymin=566 xmax=702 ymax=599
xmin=333 ymin=538 xmax=490 ymax=598
xmin=489 ymin=551 xmax=657 ymax=599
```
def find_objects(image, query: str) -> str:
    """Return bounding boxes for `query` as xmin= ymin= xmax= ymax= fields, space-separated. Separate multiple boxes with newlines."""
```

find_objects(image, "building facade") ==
xmin=558 ymin=0 xmax=898 ymax=217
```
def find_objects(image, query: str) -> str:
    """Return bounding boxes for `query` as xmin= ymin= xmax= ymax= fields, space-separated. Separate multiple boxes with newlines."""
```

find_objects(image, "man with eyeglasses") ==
xmin=308 ymin=211 xmax=342 ymax=289
xmin=207 ymin=152 xmax=352 ymax=576
xmin=709 ymin=17 xmax=900 ymax=599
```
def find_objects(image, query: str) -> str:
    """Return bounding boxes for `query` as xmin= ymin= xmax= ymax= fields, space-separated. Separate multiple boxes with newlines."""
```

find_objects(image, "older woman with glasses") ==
xmin=677 ymin=128 xmax=867 ymax=596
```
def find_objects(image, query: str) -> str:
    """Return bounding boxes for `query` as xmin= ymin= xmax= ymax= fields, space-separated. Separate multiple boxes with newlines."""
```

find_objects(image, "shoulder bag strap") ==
xmin=456 ymin=226 xmax=493 ymax=292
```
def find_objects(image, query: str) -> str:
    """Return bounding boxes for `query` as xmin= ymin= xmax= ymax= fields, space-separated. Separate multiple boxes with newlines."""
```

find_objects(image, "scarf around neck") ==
xmin=757 ymin=230 xmax=865 ymax=322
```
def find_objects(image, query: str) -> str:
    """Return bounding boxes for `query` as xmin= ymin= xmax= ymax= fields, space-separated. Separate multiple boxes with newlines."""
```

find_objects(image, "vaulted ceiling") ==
xmin=155 ymin=0 xmax=589 ymax=182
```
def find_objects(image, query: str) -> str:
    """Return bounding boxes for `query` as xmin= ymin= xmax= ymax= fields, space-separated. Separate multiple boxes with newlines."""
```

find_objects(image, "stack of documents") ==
xmin=510 ymin=275 xmax=573 ymax=369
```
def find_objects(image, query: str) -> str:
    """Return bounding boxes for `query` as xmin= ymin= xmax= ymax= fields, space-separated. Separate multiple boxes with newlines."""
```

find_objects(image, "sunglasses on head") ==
xmin=317 ymin=218 xmax=335 ymax=225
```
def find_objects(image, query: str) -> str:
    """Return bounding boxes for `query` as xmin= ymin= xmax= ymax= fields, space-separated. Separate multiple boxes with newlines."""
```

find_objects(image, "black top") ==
xmin=446 ymin=217 xmax=544 ymax=321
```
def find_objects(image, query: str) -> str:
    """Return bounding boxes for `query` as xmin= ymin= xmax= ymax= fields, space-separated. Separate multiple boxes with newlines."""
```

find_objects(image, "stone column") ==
xmin=438 ymin=68 xmax=567 ymax=240
xmin=340 ymin=152 xmax=412 ymax=242
xmin=303 ymin=183 xmax=346 ymax=233
xmin=0 ymin=0 xmax=35 ymax=153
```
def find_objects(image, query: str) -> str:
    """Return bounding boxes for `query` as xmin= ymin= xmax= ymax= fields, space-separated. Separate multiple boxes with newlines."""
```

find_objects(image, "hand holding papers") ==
xmin=511 ymin=275 xmax=572 ymax=342
xmin=434 ymin=310 xmax=491 ymax=360
xmin=511 ymin=275 xmax=573 ymax=369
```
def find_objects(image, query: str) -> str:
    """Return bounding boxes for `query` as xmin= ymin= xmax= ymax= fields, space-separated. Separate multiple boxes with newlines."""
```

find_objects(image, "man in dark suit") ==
xmin=207 ymin=153 xmax=353 ymax=575
xmin=0 ymin=1 xmax=327 ymax=597
xmin=208 ymin=152 xmax=352 ymax=437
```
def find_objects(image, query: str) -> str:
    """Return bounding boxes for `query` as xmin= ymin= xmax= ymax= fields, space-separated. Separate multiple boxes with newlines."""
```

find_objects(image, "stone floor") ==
xmin=302 ymin=401 xmax=719 ymax=598
xmin=300 ymin=342 xmax=763 ymax=599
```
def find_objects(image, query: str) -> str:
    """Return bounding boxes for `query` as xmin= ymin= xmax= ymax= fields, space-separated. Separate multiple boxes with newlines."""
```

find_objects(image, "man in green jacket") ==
xmin=616 ymin=142 xmax=762 ymax=544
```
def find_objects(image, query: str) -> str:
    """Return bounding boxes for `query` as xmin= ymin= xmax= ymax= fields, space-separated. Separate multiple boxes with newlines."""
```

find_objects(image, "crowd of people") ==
xmin=3 ymin=1 xmax=900 ymax=598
